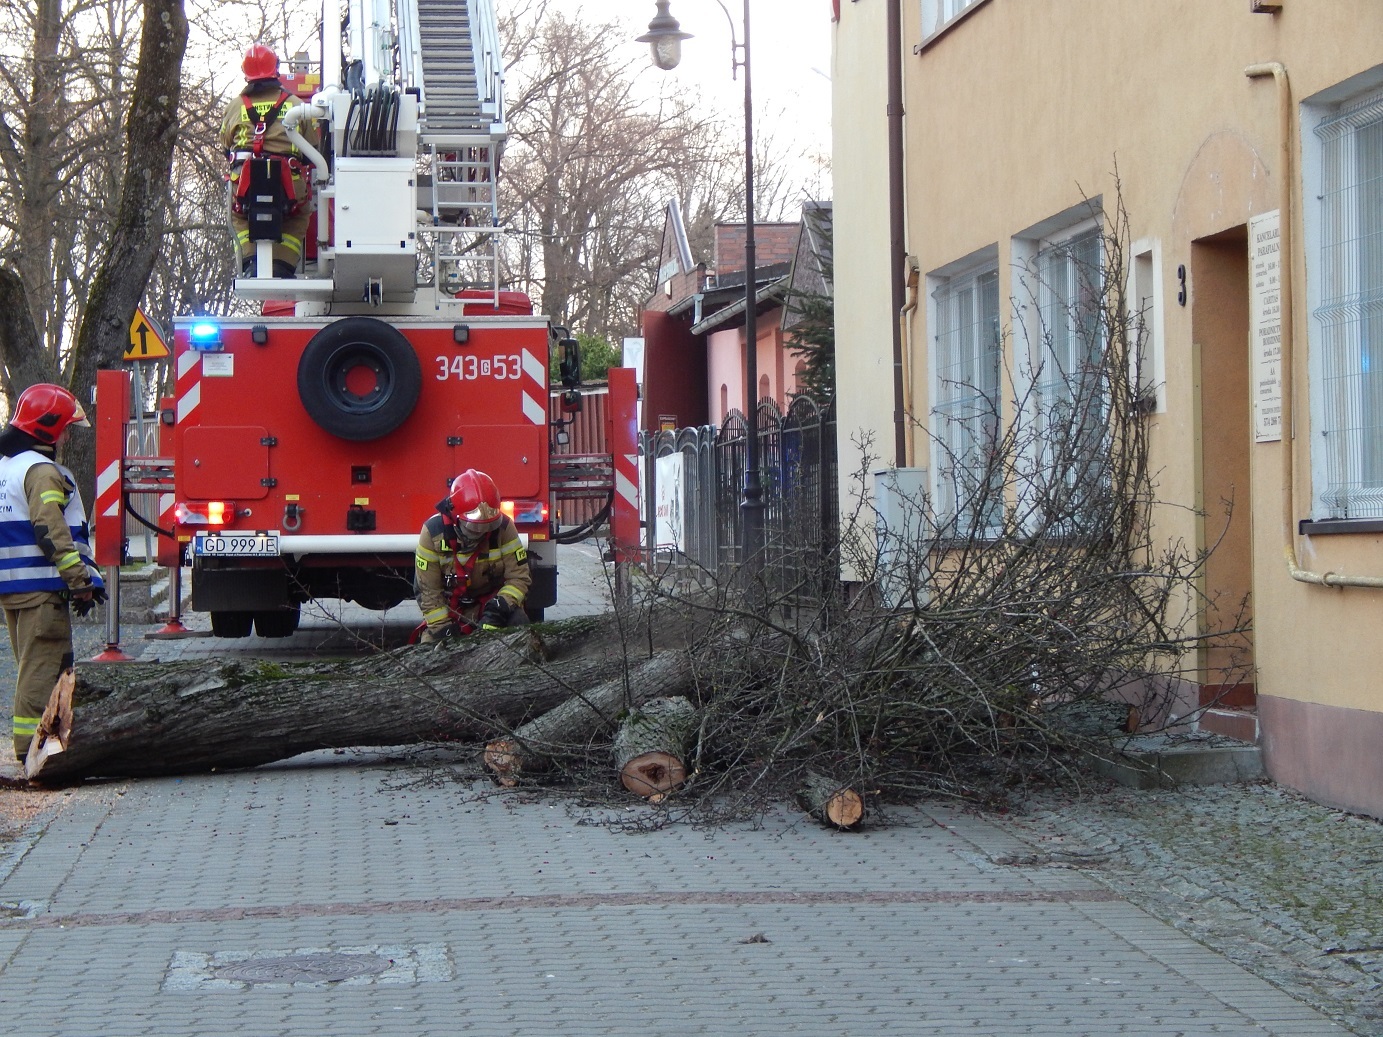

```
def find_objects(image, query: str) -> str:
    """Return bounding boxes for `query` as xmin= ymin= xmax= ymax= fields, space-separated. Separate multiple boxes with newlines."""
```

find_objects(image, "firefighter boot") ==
xmin=273 ymin=260 xmax=297 ymax=279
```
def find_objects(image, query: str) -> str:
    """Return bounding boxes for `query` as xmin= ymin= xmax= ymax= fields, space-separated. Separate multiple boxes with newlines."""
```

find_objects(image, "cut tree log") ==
xmin=613 ymin=695 xmax=698 ymax=803
xmin=483 ymin=651 xmax=696 ymax=786
xmin=27 ymin=620 xmax=648 ymax=784
xmin=796 ymin=770 xmax=865 ymax=830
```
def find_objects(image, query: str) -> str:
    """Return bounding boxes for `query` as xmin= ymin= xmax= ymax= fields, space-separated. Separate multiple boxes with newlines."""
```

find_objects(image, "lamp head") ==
xmin=637 ymin=0 xmax=693 ymax=71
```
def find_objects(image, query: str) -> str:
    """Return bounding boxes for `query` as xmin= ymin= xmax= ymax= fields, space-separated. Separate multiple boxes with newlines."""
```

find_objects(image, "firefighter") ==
xmin=0 ymin=384 xmax=104 ymax=762
xmin=220 ymin=42 xmax=315 ymax=279
xmin=415 ymin=469 xmax=531 ymax=642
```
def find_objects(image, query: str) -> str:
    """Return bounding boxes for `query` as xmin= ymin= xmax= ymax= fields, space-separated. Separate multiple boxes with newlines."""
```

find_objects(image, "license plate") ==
xmin=193 ymin=531 xmax=281 ymax=557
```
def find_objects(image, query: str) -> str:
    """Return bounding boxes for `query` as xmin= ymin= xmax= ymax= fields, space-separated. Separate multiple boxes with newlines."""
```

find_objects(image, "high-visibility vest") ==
xmin=0 ymin=451 xmax=103 ymax=595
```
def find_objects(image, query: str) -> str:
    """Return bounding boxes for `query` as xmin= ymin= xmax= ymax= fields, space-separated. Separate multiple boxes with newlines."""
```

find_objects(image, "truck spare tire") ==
xmin=297 ymin=317 xmax=423 ymax=441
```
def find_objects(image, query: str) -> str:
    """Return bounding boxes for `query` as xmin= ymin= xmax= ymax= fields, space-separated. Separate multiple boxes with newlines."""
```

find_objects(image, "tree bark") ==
xmin=483 ymin=650 xmax=696 ymax=786
xmin=28 ymin=623 xmax=641 ymax=784
xmin=613 ymin=696 xmax=698 ymax=803
xmin=66 ymin=0 xmax=188 ymax=497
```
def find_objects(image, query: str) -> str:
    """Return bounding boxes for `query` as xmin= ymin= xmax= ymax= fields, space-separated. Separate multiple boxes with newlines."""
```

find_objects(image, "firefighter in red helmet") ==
xmin=0 ymin=384 xmax=104 ymax=765
xmin=220 ymin=42 xmax=316 ymax=278
xmin=415 ymin=469 xmax=531 ymax=641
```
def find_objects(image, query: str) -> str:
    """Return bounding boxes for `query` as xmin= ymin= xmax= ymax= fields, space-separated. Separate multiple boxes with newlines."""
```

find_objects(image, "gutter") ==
xmin=690 ymin=277 xmax=789 ymax=336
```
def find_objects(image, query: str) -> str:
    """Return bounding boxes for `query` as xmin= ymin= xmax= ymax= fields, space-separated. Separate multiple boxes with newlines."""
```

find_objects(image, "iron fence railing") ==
xmin=639 ymin=395 xmax=837 ymax=598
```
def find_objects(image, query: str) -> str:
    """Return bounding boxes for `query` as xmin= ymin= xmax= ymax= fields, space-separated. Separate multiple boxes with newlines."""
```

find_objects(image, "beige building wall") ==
xmin=831 ymin=0 xmax=894 ymax=557
xmin=835 ymin=0 xmax=1383 ymax=816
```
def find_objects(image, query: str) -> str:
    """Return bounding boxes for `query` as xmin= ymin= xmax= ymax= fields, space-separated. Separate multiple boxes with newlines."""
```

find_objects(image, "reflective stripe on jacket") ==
xmin=0 ymin=451 xmax=102 ymax=595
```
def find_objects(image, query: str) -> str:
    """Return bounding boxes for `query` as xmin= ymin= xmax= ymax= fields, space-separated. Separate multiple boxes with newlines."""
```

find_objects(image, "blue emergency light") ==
xmin=189 ymin=322 xmax=222 ymax=351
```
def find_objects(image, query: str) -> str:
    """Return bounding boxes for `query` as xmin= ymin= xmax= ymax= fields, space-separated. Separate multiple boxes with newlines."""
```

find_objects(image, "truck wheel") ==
xmin=210 ymin=610 xmax=254 ymax=638
xmin=297 ymin=316 xmax=422 ymax=441
xmin=253 ymin=603 xmax=301 ymax=639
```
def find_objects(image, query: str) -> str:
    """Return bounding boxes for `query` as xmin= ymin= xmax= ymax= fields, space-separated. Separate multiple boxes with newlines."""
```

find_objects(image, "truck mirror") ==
xmin=559 ymin=337 xmax=581 ymax=389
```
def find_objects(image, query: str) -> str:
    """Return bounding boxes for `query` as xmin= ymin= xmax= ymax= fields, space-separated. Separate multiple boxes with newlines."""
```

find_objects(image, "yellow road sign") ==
xmin=125 ymin=307 xmax=170 ymax=361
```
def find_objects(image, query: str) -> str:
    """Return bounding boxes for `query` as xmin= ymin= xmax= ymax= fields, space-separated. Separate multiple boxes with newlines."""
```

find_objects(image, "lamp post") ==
xmin=639 ymin=0 xmax=764 ymax=572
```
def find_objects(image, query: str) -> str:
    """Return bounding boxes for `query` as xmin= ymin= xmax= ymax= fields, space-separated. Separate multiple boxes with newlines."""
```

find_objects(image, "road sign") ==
xmin=125 ymin=307 xmax=170 ymax=361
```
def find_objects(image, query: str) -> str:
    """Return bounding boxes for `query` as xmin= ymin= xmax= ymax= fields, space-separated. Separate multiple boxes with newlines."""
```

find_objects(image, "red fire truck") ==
xmin=93 ymin=0 xmax=640 ymax=639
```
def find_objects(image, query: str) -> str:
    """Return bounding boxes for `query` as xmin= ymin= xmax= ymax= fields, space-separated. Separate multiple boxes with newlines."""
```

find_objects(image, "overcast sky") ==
xmin=559 ymin=1 xmax=834 ymax=191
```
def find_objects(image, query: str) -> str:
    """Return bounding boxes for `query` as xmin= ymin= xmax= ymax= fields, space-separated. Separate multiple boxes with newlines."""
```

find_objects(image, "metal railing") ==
xmin=639 ymin=395 xmax=837 ymax=599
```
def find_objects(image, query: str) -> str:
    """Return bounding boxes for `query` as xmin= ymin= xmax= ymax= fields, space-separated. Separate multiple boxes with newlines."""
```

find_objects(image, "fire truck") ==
xmin=94 ymin=0 xmax=639 ymax=639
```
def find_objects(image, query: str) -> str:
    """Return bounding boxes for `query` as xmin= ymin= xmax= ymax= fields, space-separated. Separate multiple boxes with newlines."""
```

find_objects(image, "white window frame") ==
xmin=1128 ymin=239 xmax=1166 ymax=414
xmin=1011 ymin=205 xmax=1107 ymax=526
xmin=927 ymin=248 xmax=1002 ymax=535
xmin=920 ymin=0 xmax=990 ymax=41
xmin=1304 ymin=72 xmax=1383 ymax=520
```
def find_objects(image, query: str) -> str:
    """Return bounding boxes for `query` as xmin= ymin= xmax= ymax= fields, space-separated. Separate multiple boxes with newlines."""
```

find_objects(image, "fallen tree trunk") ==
xmin=614 ymin=696 xmax=698 ymax=802
xmin=29 ymin=622 xmax=649 ymax=784
xmin=483 ymin=651 xmax=697 ymax=786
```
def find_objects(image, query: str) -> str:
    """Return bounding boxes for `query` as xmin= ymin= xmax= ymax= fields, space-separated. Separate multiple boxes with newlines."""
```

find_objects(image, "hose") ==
xmin=553 ymin=493 xmax=613 ymax=544
xmin=123 ymin=492 xmax=174 ymax=538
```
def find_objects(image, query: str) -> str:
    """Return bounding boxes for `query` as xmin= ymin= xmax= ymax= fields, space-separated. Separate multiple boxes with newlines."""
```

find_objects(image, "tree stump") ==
xmin=796 ymin=771 xmax=865 ymax=830
xmin=613 ymin=696 xmax=698 ymax=803
xmin=484 ymin=652 xmax=696 ymax=786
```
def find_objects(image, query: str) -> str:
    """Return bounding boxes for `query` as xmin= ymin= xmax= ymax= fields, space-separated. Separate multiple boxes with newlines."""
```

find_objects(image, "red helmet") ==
xmin=242 ymin=43 xmax=279 ymax=80
xmin=447 ymin=469 xmax=501 ymax=523
xmin=9 ymin=383 xmax=89 ymax=445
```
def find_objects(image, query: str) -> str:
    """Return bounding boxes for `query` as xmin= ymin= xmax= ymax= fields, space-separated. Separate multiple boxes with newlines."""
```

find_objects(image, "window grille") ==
xmin=1314 ymin=91 xmax=1383 ymax=518
xmin=1031 ymin=229 xmax=1107 ymax=518
xmin=932 ymin=267 xmax=1001 ymax=533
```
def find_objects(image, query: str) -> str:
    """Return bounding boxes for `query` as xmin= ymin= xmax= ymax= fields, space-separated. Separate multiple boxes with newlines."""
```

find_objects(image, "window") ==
xmin=1020 ymin=226 xmax=1107 ymax=521
xmin=1312 ymin=89 xmax=1383 ymax=518
xmin=931 ymin=264 xmax=1001 ymax=533
xmin=921 ymin=0 xmax=987 ymax=39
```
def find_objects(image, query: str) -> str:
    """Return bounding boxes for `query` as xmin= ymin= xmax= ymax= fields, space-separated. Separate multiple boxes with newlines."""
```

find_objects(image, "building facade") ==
xmin=833 ymin=0 xmax=1383 ymax=816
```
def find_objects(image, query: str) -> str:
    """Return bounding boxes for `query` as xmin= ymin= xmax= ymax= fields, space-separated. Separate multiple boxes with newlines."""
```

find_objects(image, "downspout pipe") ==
xmin=1246 ymin=62 xmax=1383 ymax=589
xmin=899 ymin=256 xmax=920 ymax=468
xmin=887 ymin=0 xmax=908 ymax=467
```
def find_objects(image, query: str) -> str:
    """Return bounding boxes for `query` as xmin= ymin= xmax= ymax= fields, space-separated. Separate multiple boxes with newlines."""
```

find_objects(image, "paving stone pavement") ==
xmin=0 ymin=542 xmax=1370 ymax=1035
xmin=0 ymin=759 xmax=1353 ymax=1037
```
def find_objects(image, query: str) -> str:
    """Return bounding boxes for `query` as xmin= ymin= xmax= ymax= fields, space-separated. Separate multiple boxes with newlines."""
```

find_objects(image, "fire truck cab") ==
xmin=162 ymin=0 xmax=563 ymax=637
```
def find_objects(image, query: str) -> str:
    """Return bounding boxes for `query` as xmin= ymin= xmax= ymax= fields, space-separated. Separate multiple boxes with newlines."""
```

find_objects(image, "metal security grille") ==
xmin=1314 ymin=91 xmax=1383 ymax=518
xmin=932 ymin=267 xmax=1001 ymax=533
xmin=1032 ymin=229 xmax=1106 ymax=517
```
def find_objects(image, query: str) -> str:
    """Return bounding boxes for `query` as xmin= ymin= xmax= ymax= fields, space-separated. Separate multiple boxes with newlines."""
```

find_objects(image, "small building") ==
xmin=640 ymin=200 xmax=826 ymax=432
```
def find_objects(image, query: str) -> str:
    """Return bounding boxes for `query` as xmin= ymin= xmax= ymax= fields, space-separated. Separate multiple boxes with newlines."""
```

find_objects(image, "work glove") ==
xmin=70 ymin=589 xmax=97 ymax=617
xmin=92 ymin=585 xmax=108 ymax=605
xmin=479 ymin=597 xmax=513 ymax=631
xmin=430 ymin=623 xmax=460 ymax=645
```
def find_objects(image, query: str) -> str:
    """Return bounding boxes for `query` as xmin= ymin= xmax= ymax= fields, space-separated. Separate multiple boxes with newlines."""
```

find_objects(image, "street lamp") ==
xmin=639 ymin=0 xmax=764 ymax=572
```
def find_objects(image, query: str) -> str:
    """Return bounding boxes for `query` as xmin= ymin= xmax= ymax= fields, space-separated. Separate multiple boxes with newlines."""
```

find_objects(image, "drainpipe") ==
xmin=887 ymin=0 xmax=908 ymax=467
xmin=1246 ymin=61 xmax=1383 ymax=589
xmin=899 ymin=256 xmax=920 ymax=467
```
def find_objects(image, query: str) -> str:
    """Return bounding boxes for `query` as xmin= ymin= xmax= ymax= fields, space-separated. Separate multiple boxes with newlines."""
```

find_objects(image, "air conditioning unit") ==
xmin=873 ymin=467 xmax=931 ymax=609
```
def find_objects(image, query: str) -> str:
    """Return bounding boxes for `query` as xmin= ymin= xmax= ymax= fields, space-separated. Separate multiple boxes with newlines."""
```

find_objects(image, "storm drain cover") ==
xmin=214 ymin=953 xmax=392 ymax=984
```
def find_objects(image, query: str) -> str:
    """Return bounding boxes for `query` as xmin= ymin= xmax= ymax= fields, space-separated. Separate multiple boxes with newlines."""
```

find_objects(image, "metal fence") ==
xmin=639 ymin=395 xmax=837 ymax=596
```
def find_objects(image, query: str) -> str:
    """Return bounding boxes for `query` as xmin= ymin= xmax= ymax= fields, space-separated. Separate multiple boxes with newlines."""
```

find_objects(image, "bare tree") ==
xmin=0 ymin=0 xmax=187 ymax=501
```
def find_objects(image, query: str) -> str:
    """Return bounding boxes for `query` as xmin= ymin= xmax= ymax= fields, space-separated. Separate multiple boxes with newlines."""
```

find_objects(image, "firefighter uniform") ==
xmin=0 ymin=451 xmax=103 ymax=760
xmin=415 ymin=514 xmax=531 ymax=637
xmin=220 ymin=81 xmax=315 ymax=273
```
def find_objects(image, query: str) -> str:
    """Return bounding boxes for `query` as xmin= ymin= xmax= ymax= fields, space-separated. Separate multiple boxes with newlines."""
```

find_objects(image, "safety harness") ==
xmin=229 ymin=90 xmax=312 ymax=217
xmin=409 ymin=523 xmax=502 ymax=643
